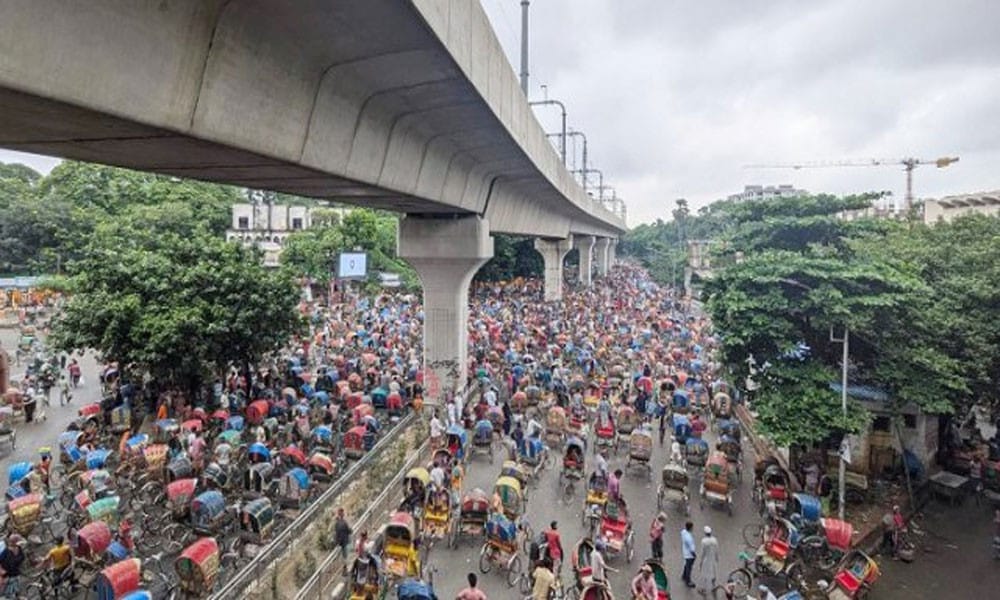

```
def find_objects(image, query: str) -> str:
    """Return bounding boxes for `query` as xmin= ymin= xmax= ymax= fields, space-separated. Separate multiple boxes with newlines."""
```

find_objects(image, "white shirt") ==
xmin=447 ymin=403 xmax=460 ymax=427
xmin=589 ymin=547 xmax=608 ymax=581
xmin=594 ymin=453 xmax=608 ymax=477
xmin=430 ymin=466 xmax=446 ymax=489
xmin=430 ymin=416 xmax=444 ymax=438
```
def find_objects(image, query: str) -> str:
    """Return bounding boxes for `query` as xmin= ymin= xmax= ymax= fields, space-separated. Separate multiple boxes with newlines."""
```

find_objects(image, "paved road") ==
xmin=877 ymin=499 xmax=1000 ymax=599
xmin=0 ymin=327 xmax=105 ymax=473
xmin=428 ymin=416 xmax=764 ymax=600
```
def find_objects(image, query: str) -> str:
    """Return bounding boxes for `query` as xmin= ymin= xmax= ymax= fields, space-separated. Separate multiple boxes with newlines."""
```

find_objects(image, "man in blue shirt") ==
xmin=680 ymin=521 xmax=696 ymax=588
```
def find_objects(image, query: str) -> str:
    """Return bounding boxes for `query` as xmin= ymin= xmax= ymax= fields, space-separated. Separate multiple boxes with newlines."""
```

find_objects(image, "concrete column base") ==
xmin=594 ymin=237 xmax=611 ymax=277
xmin=534 ymin=237 xmax=573 ymax=302
xmin=399 ymin=215 xmax=493 ymax=405
xmin=576 ymin=235 xmax=595 ymax=286
xmin=609 ymin=239 xmax=618 ymax=268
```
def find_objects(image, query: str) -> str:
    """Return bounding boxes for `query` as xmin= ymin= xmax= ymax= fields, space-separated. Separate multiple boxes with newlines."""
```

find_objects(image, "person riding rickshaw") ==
xmin=559 ymin=436 xmax=587 ymax=499
xmin=421 ymin=482 xmax=454 ymax=550
xmin=400 ymin=468 xmax=430 ymax=515
xmin=381 ymin=511 xmax=421 ymax=581
xmin=699 ymin=452 xmax=733 ymax=515
xmin=517 ymin=436 xmax=548 ymax=479
xmin=445 ymin=425 xmax=469 ymax=463
xmin=598 ymin=497 xmax=635 ymax=563
xmin=471 ymin=419 xmax=494 ymax=463
xmin=656 ymin=463 xmax=690 ymax=515
xmin=479 ymin=512 xmax=523 ymax=587
xmin=716 ymin=434 xmax=742 ymax=482
xmin=493 ymin=476 xmax=525 ymax=522
xmin=349 ymin=550 xmax=386 ymax=600
xmin=175 ymin=537 xmax=221 ymax=598
xmin=583 ymin=472 xmax=609 ymax=534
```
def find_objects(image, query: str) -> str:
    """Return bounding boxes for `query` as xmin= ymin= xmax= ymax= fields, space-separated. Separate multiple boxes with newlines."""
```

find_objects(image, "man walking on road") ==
xmin=456 ymin=572 xmax=487 ymax=599
xmin=698 ymin=525 xmax=719 ymax=596
xmin=650 ymin=513 xmax=666 ymax=560
xmin=681 ymin=521 xmax=696 ymax=588
xmin=334 ymin=508 xmax=352 ymax=575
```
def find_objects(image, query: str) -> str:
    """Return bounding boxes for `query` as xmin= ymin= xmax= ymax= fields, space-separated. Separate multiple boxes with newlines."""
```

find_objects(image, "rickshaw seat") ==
xmin=768 ymin=487 xmax=787 ymax=499
xmin=835 ymin=569 xmax=862 ymax=594
xmin=765 ymin=538 xmax=790 ymax=560
xmin=602 ymin=518 xmax=627 ymax=536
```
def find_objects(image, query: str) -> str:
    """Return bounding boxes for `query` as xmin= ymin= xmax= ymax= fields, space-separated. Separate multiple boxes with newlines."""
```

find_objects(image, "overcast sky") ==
xmin=3 ymin=1 xmax=998 ymax=225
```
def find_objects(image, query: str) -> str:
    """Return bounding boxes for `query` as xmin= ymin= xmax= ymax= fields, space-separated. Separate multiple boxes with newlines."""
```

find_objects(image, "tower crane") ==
xmin=744 ymin=156 xmax=959 ymax=213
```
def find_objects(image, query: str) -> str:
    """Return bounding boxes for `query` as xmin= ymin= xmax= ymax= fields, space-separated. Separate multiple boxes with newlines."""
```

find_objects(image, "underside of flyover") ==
xmin=0 ymin=0 xmax=624 ymax=239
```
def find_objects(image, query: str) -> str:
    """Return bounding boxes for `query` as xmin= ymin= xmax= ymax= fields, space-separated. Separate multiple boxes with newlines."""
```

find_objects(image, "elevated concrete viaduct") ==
xmin=0 ymin=0 xmax=626 ymax=401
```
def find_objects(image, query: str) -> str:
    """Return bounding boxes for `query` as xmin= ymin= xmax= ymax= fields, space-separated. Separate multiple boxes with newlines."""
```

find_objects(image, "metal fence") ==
xmin=295 ymin=438 xmax=430 ymax=599
xmin=211 ymin=412 xmax=418 ymax=600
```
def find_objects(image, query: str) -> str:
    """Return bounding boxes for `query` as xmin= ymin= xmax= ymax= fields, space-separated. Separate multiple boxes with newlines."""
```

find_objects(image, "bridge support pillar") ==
xmin=399 ymin=215 xmax=493 ymax=405
xmin=595 ymin=238 xmax=612 ymax=277
xmin=609 ymin=239 xmax=618 ymax=267
xmin=534 ymin=237 xmax=573 ymax=301
xmin=575 ymin=235 xmax=595 ymax=286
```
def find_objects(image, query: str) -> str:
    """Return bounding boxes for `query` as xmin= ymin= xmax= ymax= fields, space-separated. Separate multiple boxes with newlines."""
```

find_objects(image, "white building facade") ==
xmin=924 ymin=191 xmax=1000 ymax=224
xmin=226 ymin=203 xmax=312 ymax=267
xmin=727 ymin=184 xmax=807 ymax=203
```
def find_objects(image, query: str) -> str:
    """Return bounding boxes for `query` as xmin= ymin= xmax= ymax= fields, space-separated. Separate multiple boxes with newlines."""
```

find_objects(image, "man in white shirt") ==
xmin=589 ymin=539 xmax=616 ymax=584
xmin=446 ymin=399 xmax=460 ymax=427
xmin=430 ymin=412 xmax=445 ymax=441
xmin=430 ymin=464 xmax=446 ymax=490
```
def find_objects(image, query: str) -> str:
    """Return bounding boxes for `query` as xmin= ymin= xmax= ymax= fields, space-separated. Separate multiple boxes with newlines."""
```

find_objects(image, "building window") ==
xmin=872 ymin=416 xmax=891 ymax=432
xmin=292 ymin=217 xmax=303 ymax=230
xmin=903 ymin=414 xmax=917 ymax=429
xmin=238 ymin=216 xmax=249 ymax=229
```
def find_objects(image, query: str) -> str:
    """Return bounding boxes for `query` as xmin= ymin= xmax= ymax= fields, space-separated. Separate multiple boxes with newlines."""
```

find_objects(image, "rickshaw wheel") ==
xmin=728 ymin=569 xmax=753 ymax=597
xmin=742 ymin=522 xmax=765 ymax=548
xmin=478 ymin=544 xmax=493 ymax=573
xmin=506 ymin=554 xmax=522 ymax=587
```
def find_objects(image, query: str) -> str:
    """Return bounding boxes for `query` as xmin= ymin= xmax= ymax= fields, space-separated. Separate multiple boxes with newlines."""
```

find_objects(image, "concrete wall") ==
xmin=0 ymin=0 xmax=624 ymax=240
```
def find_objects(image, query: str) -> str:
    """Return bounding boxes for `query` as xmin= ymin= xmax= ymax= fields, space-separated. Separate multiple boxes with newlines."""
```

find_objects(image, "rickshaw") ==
xmin=559 ymin=436 xmax=587 ymax=499
xmin=516 ymin=436 xmax=548 ymax=479
xmin=216 ymin=430 xmax=241 ymax=449
xmin=486 ymin=406 xmax=505 ymax=438
xmin=96 ymin=558 xmax=142 ymax=600
xmin=397 ymin=578 xmax=437 ymax=600
xmin=827 ymin=550 xmax=879 ymax=600
xmin=192 ymin=490 xmax=232 ymax=536
xmin=754 ymin=463 xmax=791 ymax=516
xmin=594 ymin=413 xmax=617 ymax=455
xmin=580 ymin=581 xmax=616 ymax=599
xmin=181 ymin=419 xmax=203 ymax=436
xmin=349 ymin=553 xmax=386 ymax=600
xmin=716 ymin=418 xmax=741 ymax=442
xmin=58 ymin=431 xmax=84 ymax=466
xmin=239 ymin=497 xmax=275 ymax=546
xmin=382 ymin=511 xmax=421 ymax=581
xmin=598 ymin=497 xmax=635 ymax=562
xmin=421 ymin=484 xmax=455 ymax=548
xmin=175 ymin=537 xmax=221 ymax=598
xmin=671 ymin=389 xmax=690 ymax=414
xmin=246 ymin=442 xmax=271 ymax=464
xmin=616 ymin=405 xmax=639 ymax=439
xmin=154 ymin=419 xmax=180 ymax=444
xmin=500 ymin=460 xmax=531 ymax=502
xmin=788 ymin=493 xmax=823 ymax=534
xmin=699 ymin=452 xmax=733 ymax=515
xmin=166 ymin=456 xmax=193 ymax=483
xmin=717 ymin=435 xmax=742 ymax=483
xmin=711 ymin=392 xmax=733 ymax=421
xmin=208 ymin=410 xmax=230 ymax=431
xmin=6 ymin=493 xmax=50 ymax=543
xmin=243 ymin=462 xmax=275 ymax=498
xmin=657 ymin=463 xmax=690 ymax=515
xmin=493 ymin=475 xmax=525 ymax=521
xmin=122 ymin=434 xmax=149 ymax=461
xmin=751 ymin=517 xmax=804 ymax=577
xmin=684 ymin=437 xmax=709 ymax=473
xmin=277 ymin=467 xmax=311 ymax=508
xmin=582 ymin=473 xmax=609 ymax=535
xmin=401 ymin=467 xmax=430 ymax=514
xmin=245 ymin=400 xmax=270 ymax=425
xmin=625 ymin=428 xmax=653 ymax=477
xmin=545 ymin=406 xmax=567 ymax=449
xmin=511 ymin=390 xmax=529 ymax=413
xmin=310 ymin=425 xmax=336 ymax=452
xmin=87 ymin=495 xmax=122 ymax=527
xmin=75 ymin=520 xmax=113 ymax=563
xmin=799 ymin=518 xmax=855 ymax=571
xmin=644 ymin=559 xmax=670 ymax=600
xmin=479 ymin=512 xmax=522 ymax=587
xmin=454 ymin=488 xmax=490 ymax=546
xmin=225 ymin=416 xmax=245 ymax=431
xmin=166 ymin=478 xmax=198 ymax=520
xmin=109 ymin=405 xmax=132 ymax=434
xmin=445 ymin=425 xmax=468 ymax=463
xmin=471 ymin=419 xmax=494 ymax=463
xmin=280 ymin=445 xmax=308 ymax=468
xmin=201 ymin=462 xmax=231 ymax=491
xmin=308 ymin=452 xmax=337 ymax=482
xmin=343 ymin=425 xmax=371 ymax=460
xmin=570 ymin=537 xmax=596 ymax=591
xmin=141 ymin=444 xmax=169 ymax=478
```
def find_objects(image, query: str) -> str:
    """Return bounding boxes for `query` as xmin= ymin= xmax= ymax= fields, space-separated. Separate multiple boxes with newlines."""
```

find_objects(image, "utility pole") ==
xmin=567 ymin=130 xmax=588 ymax=191
xmin=519 ymin=0 xmax=530 ymax=94
xmin=532 ymin=100 xmax=568 ymax=165
xmin=830 ymin=326 xmax=850 ymax=520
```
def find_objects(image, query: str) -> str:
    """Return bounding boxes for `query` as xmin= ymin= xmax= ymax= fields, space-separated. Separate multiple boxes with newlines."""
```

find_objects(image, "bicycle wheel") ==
xmin=478 ymin=544 xmax=493 ymax=574
xmin=741 ymin=521 xmax=765 ymax=548
xmin=727 ymin=569 xmax=752 ymax=597
xmin=506 ymin=554 xmax=522 ymax=587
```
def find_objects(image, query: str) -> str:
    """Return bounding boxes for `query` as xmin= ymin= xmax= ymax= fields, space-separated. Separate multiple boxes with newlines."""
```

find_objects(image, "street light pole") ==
xmin=831 ymin=326 xmax=850 ymax=520
xmin=531 ymin=100 xmax=567 ymax=165
xmin=567 ymin=130 xmax=588 ymax=191
xmin=519 ymin=0 xmax=530 ymax=94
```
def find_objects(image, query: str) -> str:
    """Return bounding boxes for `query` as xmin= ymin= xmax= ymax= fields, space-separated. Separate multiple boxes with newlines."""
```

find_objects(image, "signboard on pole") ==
xmin=336 ymin=252 xmax=368 ymax=280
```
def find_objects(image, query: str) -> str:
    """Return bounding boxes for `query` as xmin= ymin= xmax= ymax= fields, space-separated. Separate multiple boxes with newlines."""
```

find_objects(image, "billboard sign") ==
xmin=337 ymin=252 xmax=368 ymax=279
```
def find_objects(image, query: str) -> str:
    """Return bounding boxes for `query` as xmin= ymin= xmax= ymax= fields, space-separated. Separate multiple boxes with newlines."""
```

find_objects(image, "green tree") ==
xmin=51 ymin=215 xmax=303 ymax=394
